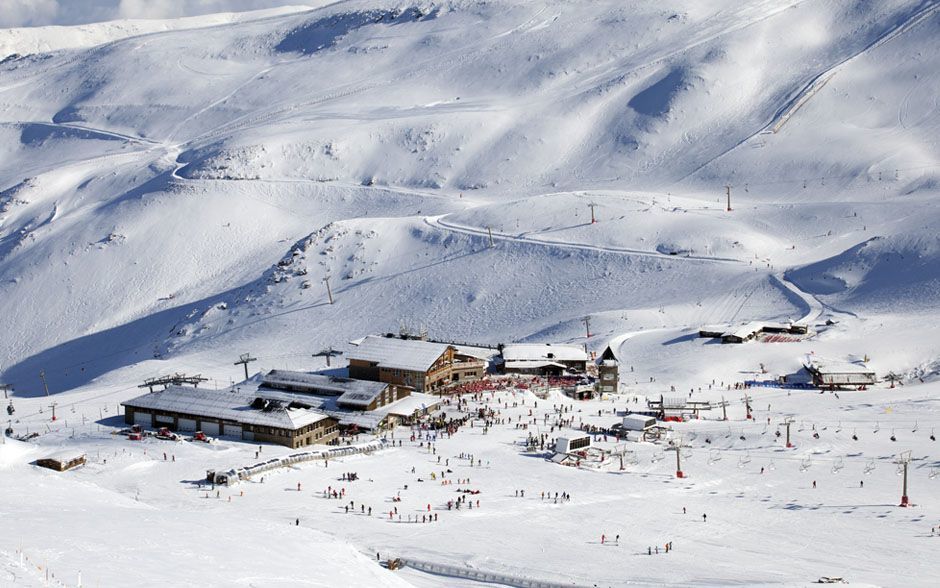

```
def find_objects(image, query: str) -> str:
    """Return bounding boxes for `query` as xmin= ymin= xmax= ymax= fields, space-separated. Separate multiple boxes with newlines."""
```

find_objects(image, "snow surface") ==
xmin=1 ymin=0 xmax=940 ymax=585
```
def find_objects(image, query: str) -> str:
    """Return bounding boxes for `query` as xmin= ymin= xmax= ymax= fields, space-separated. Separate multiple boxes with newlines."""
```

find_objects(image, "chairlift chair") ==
xmin=707 ymin=449 xmax=721 ymax=465
xmin=831 ymin=458 xmax=844 ymax=474
xmin=800 ymin=456 xmax=812 ymax=472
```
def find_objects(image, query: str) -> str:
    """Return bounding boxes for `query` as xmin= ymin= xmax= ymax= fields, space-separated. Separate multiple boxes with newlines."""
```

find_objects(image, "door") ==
xmin=224 ymin=424 xmax=242 ymax=438
xmin=242 ymin=430 xmax=254 ymax=441
xmin=133 ymin=411 xmax=152 ymax=427
xmin=178 ymin=418 xmax=197 ymax=432
xmin=201 ymin=421 xmax=220 ymax=436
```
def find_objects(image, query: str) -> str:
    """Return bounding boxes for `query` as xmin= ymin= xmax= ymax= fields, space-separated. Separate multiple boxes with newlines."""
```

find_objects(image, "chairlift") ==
xmin=912 ymin=421 xmax=918 ymax=433
xmin=6 ymin=402 xmax=13 ymax=416
xmin=738 ymin=452 xmax=751 ymax=468
xmin=852 ymin=429 xmax=858 ymax=441
xmin=931 ymin=428 xmax=936 ymax=442
xmin=651 ymin=449 xmax=665 ymax=463
xmin=813 ymin=431 xmax=820 ymax=439
xmin=707 ymin=449 xmax=721 ymax=465
xmin=681 ymin=446 xmax=693 ymax=459
xmin=890 ymin=429 xmax=897 ymax=442
xmin=798 ymin=421 xmax=805 ymax=432
xmin=835 ymin=422 xmax=842 ymax=433
xmin=873 ymin=421 xmax=879 ymax=434
xmin=799 ymin=456 xmax=812 ymax=472
xmin=831 ymin=458 xmax=844 ymax=474
xmin=929 ymin=467 xmax=939 ymax=480
xmin=768 ymin=459 xmax=776 ymax=471
xmin=863 ymin=459 xmax=875 ymax=475
xmin=775 ymin=429 xmax=781 ymax=438
xmin=739 ymin=433 xmax=746 ymax=441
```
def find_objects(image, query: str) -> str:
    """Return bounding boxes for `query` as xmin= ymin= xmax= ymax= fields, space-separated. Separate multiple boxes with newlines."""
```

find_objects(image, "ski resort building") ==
xmin=121 ymin=386 xmax=339 ymax=448
xmin=804 ymin=357 xmax=877 ymax=389
xmin=262 ymin=370 xmax=410 ymax=411
xmin=257 ymin=370 xmax=441 ymax=430
xmin=699 ymin=322 xmax=809 ymax=344
xmin=347 ymin=335 xmax=486 ymax=393
xmin=122 ymin=369 xmax=444 ymax=444
xmin=500 ymin=343 xmax=589 ymax=375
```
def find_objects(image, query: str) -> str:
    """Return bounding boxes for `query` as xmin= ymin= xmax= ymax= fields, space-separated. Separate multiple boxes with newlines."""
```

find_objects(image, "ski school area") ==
xmin=3 ymin=330 xmax=940 ymax=587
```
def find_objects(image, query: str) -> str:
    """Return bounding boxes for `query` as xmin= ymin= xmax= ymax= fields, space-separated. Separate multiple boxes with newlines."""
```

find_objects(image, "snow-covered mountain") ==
xmin=0 ymin=0 xmax=938 ymax=390
xmin=2 ymin=2 xmax=940 ymax=587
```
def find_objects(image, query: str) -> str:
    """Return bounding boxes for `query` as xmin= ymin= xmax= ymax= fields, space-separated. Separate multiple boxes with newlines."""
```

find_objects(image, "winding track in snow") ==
xmin=425 ymin=214 xmax=743 ymax=265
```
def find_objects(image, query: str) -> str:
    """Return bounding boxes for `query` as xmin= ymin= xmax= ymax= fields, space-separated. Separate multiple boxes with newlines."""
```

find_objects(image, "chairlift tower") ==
xmin=235 ymin=353 xmax=257 ymax=381
xmin=781 ymin=417 xmax=795 ymax=448
xmin=895 ymin=451 xmax=912 ymax=507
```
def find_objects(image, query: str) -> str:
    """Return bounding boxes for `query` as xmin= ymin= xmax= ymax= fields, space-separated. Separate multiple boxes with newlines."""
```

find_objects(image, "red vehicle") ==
xmin=128 ymin=424 xmax=144 ymax=441
xmin=190 ymin=431 xmax=213 ymax=443
xmin=156 ymin=427 xmax=181 ymax=441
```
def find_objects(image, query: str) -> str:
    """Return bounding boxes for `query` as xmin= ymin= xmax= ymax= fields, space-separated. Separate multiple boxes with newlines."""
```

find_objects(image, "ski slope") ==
xmin=1 ymin=0 xmax=939 ymax=586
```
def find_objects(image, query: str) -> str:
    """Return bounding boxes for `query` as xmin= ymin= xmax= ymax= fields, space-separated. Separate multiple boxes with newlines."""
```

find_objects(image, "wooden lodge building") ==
xmin=803 ymin=357 xmax=877 ymax=389
xmin=347 ymin=335 xmax=486 ymax=393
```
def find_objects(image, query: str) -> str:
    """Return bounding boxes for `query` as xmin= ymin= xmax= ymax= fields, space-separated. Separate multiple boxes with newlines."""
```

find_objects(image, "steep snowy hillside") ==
xmin=0 ymin=6 xmax=313 ymax=60
xmin=0 ymin=0 xmax=938 ymax=395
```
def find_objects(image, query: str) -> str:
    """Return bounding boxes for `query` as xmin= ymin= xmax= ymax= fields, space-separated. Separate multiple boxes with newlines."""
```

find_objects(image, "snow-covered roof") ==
xmin=723 ymin=321 xmax=794 ymax=339
xmin=347 ymin=335 xmax=451 ymax=372
xmin=380 ymin=392 xmax=440 ymax=417
xmin=40 ymin=450 xmax=86 ymax=462
xmin=122 ymin=386 xmax=331 ymax=430
xmin=501 ymin=344 xmax=588 ymax=362
xmin=262 ymin=370 xmax=389 ymax=400
xmin=804 ymin=356 xmax=875 ymax=375
xmin=453 ymin=345 xmax=498 ymax=361
xmin=228 ymin=381 xmax=439 ymax=430
xmin=504 ymin=360 xmax=567 ymax=370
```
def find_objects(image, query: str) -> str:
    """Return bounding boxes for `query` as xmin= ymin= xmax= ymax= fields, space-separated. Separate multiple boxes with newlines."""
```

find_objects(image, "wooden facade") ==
xmin=348 ymin=346 xmax=485 ymax=393
xmin=123 ymin=406 xmax=339 ymax=449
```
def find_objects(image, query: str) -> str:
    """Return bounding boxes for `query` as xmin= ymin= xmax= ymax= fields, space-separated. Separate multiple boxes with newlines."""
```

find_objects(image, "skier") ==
xmin=702 ymin=513 xmax=707 ymax=523
xmin=296 ymin=518 xmax=299 ymax=526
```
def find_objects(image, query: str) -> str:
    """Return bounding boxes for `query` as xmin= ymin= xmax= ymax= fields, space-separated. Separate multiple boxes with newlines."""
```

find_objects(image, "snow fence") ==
xmin=212 ymin=439 xmax=386 ymax=486
xmin=397 ymin=557 xmax=590 ymax=588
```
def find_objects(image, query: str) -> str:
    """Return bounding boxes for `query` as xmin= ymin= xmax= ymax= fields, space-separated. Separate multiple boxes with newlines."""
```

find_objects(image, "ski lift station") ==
xmin=622 ymin=414 xmax=656 ymax=432
xmin=554 ymin=435 xmax=592 ymax=454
